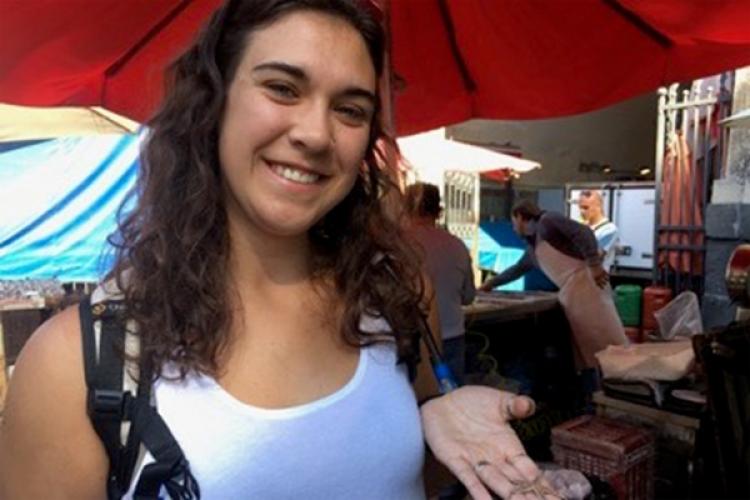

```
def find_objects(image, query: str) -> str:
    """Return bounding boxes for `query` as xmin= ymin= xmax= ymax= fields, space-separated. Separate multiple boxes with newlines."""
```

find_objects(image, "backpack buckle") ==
xmin=89 ymin=389 xmax=131 ymax=420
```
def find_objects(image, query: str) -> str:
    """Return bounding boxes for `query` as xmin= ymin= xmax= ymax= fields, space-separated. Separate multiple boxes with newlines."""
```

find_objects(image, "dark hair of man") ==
xmin=511 ymin=199 xmax=543 ymax=221
xmin=405 ymin=182 xmax=441 ymax=218
xmin=107 ymin=0 xmax=424 ymax=380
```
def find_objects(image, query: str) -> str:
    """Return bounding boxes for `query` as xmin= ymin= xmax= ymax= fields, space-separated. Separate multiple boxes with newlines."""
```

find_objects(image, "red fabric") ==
xmin=391 ymin=0 xmax=750 ymax=134
xmin=618 ymin=0 xmax=750 ymax=45
xmin=2 ymin=0 xmax=750 ymax=135
xmin=479 ymin=169 xmax=510 ymax=183
xmin=0 ymin=0 xmax=220 ymax=119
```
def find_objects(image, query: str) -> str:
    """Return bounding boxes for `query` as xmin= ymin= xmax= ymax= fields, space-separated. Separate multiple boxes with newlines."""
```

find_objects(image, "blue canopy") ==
xmin=0 ymin=134 xmax=139 ymax=281
xmin=0 ymin=134 xmax=559 ymax=289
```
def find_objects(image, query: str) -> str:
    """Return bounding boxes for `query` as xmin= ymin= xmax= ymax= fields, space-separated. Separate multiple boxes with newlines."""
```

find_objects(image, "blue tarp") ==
xmin=0 ymin=135 xmax=559 ymax=289
xmin=0 ymin=134 xmax=139 ymax=281
xmin=477 ymin=221 xmax=557 ymax=292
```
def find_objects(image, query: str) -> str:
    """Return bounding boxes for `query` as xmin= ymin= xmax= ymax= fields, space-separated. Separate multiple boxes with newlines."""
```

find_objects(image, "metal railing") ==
xmin=653 ymin=79 xmax=731 ymax=296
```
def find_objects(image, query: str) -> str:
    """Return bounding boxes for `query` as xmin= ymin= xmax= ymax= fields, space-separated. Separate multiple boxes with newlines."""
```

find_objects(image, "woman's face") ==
xmin=218 ymin=10 xmax=377 ymax=240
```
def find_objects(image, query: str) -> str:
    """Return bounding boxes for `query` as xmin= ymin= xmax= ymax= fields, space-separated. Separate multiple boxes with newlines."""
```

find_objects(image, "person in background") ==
xmin=479 ymin=200 xmax=627 ymax=395
xmin=406 ymin=182 xmax=476 ymax=384
xmin=578 ymin=190 xmax=619 ymax=273
xmin=0 ymin=2 xmax=556 ymax=499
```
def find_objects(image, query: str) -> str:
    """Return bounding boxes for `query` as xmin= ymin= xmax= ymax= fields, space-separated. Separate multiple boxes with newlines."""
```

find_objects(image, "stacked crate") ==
xmin=552 ymin=415 xmax=655 ymax=500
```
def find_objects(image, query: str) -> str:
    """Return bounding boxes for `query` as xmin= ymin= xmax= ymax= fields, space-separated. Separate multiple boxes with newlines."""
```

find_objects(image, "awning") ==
xmin=397 ymin=127 xmax=540 ymax=182
xmin=0 ymin=104 xmax=139 ymax=142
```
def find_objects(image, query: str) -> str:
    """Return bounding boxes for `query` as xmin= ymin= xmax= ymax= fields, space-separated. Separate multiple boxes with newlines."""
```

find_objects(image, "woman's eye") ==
xmin=266 ymin=82 xmax=297 ymax=100
xmin=336 ymin=105 xmax=368 ymax=123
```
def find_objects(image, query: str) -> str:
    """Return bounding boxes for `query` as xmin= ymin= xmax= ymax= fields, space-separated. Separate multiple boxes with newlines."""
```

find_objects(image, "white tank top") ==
xmin=124 ymin=336 xmax=426 ymax=499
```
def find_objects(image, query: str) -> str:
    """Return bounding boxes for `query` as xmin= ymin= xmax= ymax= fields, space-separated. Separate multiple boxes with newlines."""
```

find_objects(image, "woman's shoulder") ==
xmin=0 ymin=304 xmax=108 ymax=498
xmin=16 ymin=304 xmax=84 ymax=378
xmin=5 ymin=304 xmax=87 ymax=418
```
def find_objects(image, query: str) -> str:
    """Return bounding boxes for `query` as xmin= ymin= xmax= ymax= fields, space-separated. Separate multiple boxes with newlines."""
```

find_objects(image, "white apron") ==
xmin=535 ymin=241 xmax=628 ymax=368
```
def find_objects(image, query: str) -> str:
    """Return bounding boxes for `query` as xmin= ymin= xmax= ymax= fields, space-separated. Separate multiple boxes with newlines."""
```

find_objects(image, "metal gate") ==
xmin=443 ymin=170 xmax=480 ymax=281
xmin=653 ymin=79 xmax=731 ymax=296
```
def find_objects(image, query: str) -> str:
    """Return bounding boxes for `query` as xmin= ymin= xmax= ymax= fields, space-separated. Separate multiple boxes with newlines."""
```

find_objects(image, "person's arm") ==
xmin=479 ymin=250 xmax=534 ymax=291
xmin=415 ymin=275 xmax=463 ymax=498
xmin=460 ymin=249 xmax=476 ymax=305
xmin=0 ymin=306 xmax=108 ymax=500
xmin=414 ymin=275 xmax=554 ymax=499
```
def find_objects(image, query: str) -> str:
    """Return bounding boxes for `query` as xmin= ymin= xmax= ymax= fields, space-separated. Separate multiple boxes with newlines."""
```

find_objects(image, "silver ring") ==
xmin=473 ymin=460 xmax=492 ymax=472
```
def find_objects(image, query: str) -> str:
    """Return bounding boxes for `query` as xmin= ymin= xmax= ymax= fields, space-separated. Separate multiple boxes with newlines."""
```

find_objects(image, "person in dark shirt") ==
xmin=406 ymin=182 xmax=476 ymax=384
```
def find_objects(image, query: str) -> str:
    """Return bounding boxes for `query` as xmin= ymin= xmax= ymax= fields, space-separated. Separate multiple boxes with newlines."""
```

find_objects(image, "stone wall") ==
xmin=703 ymin=203 xmax=744 ymax=327
xmin=703 ymin=67 xmax=750 ymax=329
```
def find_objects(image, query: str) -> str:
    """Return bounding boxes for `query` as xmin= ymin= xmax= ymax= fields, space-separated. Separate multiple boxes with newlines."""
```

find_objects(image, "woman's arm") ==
xmin=412 ymin=275 xmax=458 ymax=496
xmin=0 ymin=306 xmax=108 ymax=500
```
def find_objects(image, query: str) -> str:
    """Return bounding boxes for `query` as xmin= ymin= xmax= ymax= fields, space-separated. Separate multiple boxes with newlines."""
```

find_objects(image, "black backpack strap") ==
xmin=80 ymin=295 xmax=200 ymax=499
xmin=132 ymin=401 xmax=200 ymax=500
xmin=130 ymin=347 xmax=200 ymax=499
xmin=80 ymin=295 xmax=135 ymax=498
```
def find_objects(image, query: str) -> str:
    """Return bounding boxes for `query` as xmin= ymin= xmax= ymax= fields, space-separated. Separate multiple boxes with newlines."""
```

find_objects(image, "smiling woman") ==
xmin=0 ymin=1 xmax=548 ymax=500
xmin=218 ymin=10 xmax=377 ymax=238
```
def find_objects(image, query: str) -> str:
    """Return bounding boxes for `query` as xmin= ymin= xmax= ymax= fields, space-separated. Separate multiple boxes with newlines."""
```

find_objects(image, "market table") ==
xmin=464 ymin=290 xmax=559 ymax=325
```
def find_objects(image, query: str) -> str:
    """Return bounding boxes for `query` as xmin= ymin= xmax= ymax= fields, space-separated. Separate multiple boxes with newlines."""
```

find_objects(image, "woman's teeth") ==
xmin=271 ymin=164 xmax=320 ymax=184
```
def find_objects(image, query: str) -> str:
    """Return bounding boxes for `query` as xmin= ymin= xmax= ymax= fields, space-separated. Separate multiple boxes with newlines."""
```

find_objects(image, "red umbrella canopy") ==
xmin=391 ymin=0 xmax=750 ymax=134
xmin=1 ymin=0 xmax=221 ymax=123
xmin=3 ymin=0 xmax=750 ymax=135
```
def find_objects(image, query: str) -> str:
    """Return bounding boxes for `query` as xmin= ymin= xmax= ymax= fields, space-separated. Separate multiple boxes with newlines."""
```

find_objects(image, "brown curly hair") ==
xmin=107 ymin=0 xmax=426 ymax=379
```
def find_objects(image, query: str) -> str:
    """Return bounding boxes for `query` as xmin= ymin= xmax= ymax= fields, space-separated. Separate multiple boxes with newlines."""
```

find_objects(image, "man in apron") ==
xmin=480 ymin=200 xmax=627 ymax=384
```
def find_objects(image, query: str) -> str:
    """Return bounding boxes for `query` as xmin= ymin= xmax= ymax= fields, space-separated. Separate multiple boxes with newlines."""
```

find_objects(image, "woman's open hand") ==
xmin=420 ymin=386 xmax=560 ymax=500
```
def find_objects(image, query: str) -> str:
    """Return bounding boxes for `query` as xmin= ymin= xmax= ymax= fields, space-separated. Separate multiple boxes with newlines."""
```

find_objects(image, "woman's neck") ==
xmin=227 ymin=219 xmax=314 ymax=293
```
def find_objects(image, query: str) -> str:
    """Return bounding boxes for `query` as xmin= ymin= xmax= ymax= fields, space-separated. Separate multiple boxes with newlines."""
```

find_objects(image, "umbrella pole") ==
xmin=377 ymin=0 xmax=405 ymax=192
xmin=379 ymin=0 xmax=396 ymax=137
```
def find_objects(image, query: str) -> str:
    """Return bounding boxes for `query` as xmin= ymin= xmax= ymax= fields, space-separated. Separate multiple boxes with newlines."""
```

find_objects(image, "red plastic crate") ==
xmin=551 ymin=415 xmax=655 ymax=500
